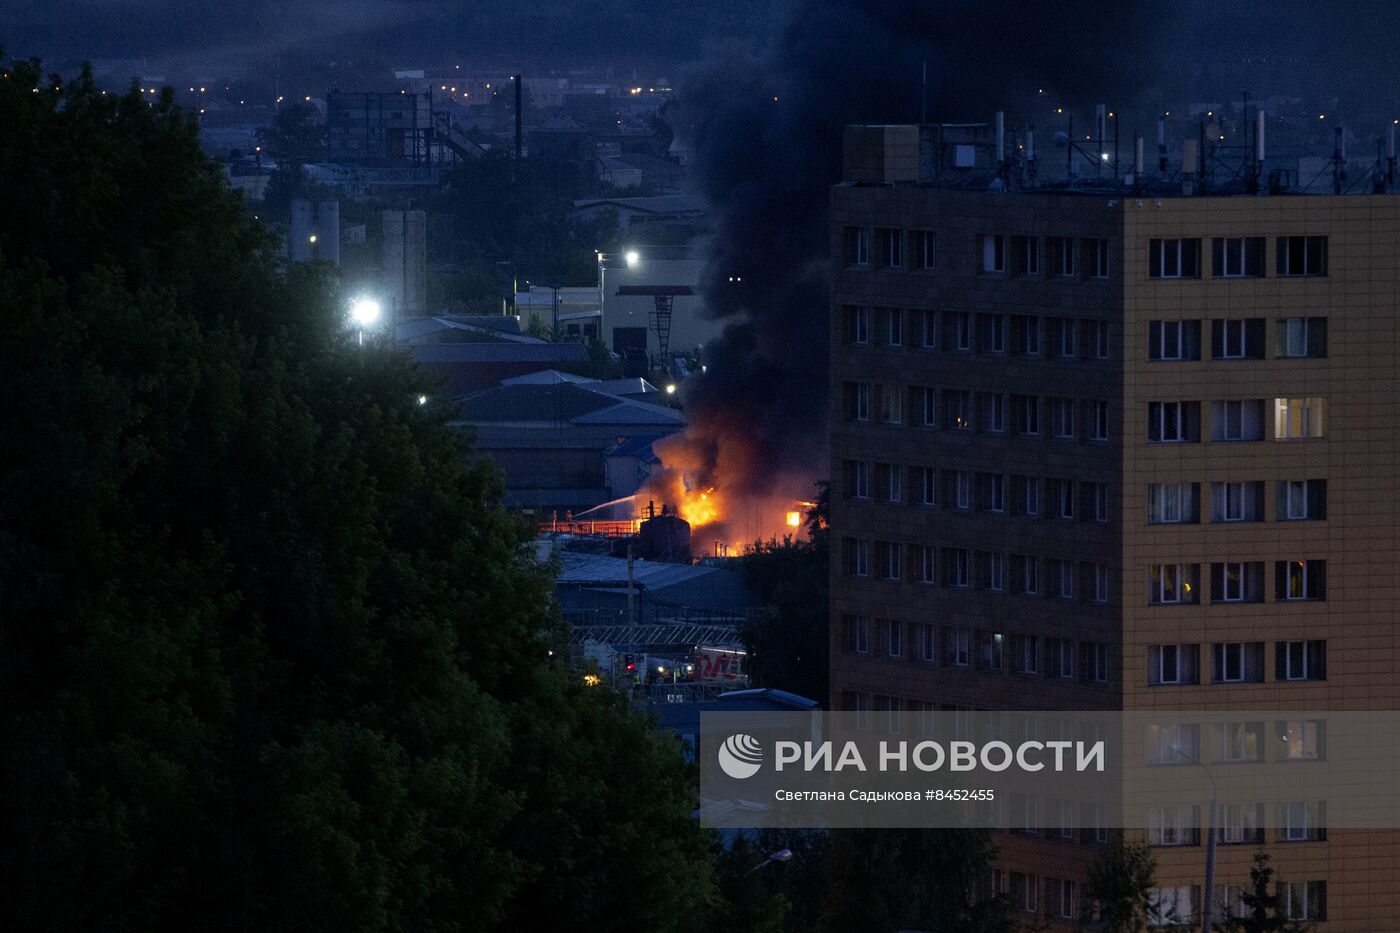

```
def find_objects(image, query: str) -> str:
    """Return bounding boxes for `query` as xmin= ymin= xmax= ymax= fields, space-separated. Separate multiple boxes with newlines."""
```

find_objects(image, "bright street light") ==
xmin=350 ymin=297 xmax=382 ymax=328
xmin=625 ymin=249 xmax=640 ymax=268
xmin=350 ymin=297 xmax=383 ymax=347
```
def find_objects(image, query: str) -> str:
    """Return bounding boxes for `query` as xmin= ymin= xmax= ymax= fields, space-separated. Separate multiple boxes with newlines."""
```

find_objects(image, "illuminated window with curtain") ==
xmin=1273 ymin=396 xmax=1325 ymax=439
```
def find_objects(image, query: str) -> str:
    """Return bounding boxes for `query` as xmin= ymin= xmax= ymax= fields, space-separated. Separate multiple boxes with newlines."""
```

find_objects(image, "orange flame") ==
xmin=639 ymin=428 xmax=816 ymax=556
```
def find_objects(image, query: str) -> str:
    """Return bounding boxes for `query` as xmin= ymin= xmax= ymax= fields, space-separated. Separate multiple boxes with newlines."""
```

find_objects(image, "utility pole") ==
xmin=1202 ymin=796 xmax=1218 ymax=933
xmin=626 ymin=542 xmax=637 ymax=696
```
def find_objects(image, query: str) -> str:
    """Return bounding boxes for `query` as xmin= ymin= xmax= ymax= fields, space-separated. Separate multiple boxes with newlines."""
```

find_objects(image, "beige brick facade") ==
xmin=829 ymin=183 xmax=1400 ymax=928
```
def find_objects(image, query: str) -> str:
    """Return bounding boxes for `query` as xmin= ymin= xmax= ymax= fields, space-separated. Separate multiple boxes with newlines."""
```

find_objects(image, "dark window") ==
xmin=843 ymin=305 xmax=870 ymax=345
xmin=1212 ymin=237 xmax=1265 ymax=277
xmin=1277 ymin=236 xmax=1328 ymax=276
xmin=1210 ymin=319 xmax=1266 ymax=359
xmin=1048 ymin=236 xmax=1075 ymax=276
xmin=1148 ymin=320 xmax=1201 ymax=360
xmin=1148 ymin=238 xmax=1201 ymax=278
xmin=1276 ymin=640 xmax=1327 ymax=681
xmin=1277 ymin=317 xmax=1327 ymax=358
xmin=1277 ymin=479 xmax=1327 ymax=521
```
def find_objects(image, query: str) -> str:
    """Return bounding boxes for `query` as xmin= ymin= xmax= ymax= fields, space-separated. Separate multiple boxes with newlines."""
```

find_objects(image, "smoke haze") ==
xmin=664 ymin=1 xmax=1172 ymax=512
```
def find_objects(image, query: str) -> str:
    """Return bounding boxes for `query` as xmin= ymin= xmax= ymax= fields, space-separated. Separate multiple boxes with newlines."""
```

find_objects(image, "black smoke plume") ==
xmin=665 ymin=1 xmax=1171 ymax=504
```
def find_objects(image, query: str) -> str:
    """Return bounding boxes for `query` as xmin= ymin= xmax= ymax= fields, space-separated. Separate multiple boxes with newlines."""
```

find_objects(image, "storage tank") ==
xmin=637 ymin=513 xmax=691 ymax=563
xmin=288 ymin=198 xmax=313 ymax=262
xmin=317 ymin=200 xmax=340 ymax=265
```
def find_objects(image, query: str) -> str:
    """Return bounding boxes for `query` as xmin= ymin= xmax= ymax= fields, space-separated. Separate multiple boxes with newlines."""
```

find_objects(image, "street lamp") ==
xmin=1169 ymin=742 xmax=1218 ymax=932
xmin=596 ymin=249 xmax=641 ymax=338
xmin=350 ymin=296 xmax=382 ymax=346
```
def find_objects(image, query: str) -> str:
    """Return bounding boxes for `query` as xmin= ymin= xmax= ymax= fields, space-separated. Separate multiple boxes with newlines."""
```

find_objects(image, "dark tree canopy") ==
xmin=0 ymin=58 xmax=710 ymax=932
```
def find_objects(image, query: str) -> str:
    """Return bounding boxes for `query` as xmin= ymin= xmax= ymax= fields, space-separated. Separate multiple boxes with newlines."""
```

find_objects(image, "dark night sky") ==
xmin=0 ymin=0 xmax=786 ymax=68
xmin=5 ymin=2 xmax=1400 ymax=115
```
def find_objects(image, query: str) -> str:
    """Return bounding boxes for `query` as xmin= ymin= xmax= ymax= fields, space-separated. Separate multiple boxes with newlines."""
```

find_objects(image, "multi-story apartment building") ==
xmin=830 ymin=124 xmax=1400 ymax=929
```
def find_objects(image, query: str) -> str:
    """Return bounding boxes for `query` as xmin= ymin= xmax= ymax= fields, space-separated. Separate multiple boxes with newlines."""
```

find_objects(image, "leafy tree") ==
xmin=0 ymin=57 xmax=712 ymax=932
xmin=258 ymin=163 xmax=341 ymax=221
xmin=737 ymin=484 xmax=829 ymax=705
xmin=1215 ymin=851 xmax=1311 ymax=932
xmin=1085 ymin=833 xmax=1161 ymax=932
xmin=432 ymin=151 xmax=620 ymax=307
xmin=257 ymin=100 xmax=326 ymax=162
xmin=818 ymin=829 xmax=1012 ymax=933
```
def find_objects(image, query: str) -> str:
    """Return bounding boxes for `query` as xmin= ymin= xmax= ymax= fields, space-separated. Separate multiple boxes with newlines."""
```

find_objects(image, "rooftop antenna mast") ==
xmin=1333 ymin=126 xmax=1347 ymax=194
xmin=920 ymin=61 xmax=928 ymax=123
xmin=1095 ymin=103 xmax=1107 ymax=177
xmin=1025 ymin=124 xmax=1038 ymax=187
xmin=1387 ymin=122 xmax=1398 ymax=191
xmin=1158 ymin=113 xmax=1168 ymax=178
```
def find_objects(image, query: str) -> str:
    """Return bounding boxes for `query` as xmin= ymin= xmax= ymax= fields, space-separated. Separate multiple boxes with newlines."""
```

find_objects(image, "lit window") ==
xmin=1276 ymin=561 xmax=1326 ymax=601
xmin=1278 ymin=719 xmax=1325 ymax=760
xmin=1149 ymin=565 xmax=1199 ymax=605
xmin=1273 ymin=397 xmax=1325 ymax=439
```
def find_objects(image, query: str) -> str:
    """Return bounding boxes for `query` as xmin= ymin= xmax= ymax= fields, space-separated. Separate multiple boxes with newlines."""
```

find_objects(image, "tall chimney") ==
xmin=1387 ymin=123 xmax=1397 ymax=189
xmin=1134 ymin=136 xmax=1145 ymax=175
xmin=1026 ymin=125 xmax=1035 ymax=161
xmin=995 ymin=111 xmax=1006 ymax=163
xmin=1157 ymin=116 xmax=1168 ymax=176
xmin=1256 ymin=110 xmax=1266 ymax=162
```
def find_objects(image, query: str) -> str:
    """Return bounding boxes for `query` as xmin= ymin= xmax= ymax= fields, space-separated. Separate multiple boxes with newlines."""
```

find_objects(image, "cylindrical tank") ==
xmin=317 ymin=200 xmax=340 ymax=265
xmin=637 ymin=514 xmax=692 ymax=563
xmin=289 ymin=198 xmax=313 ymax=262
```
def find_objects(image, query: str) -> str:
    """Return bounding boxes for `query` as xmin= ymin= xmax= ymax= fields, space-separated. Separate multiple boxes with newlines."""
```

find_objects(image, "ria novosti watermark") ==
xmin=698 ymin=711 xmax=1400 ymax=830
xmin=720 ymin=733 xmax=1105 ymax=779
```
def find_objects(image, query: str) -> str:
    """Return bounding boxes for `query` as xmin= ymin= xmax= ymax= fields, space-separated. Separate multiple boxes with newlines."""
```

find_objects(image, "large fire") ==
xmin=642 ymin=430 xmax=816 ymax=557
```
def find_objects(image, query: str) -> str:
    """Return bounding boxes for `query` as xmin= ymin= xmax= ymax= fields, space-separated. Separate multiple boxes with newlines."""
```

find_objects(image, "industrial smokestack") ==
xmin=1157 ymin=116 xmax=1168 ymax=175
xmin=1026 ymin=125 xmax=1035 ymax=161
xmin=995 ymin=111 xmax=1005 ymax=163
xmin=1390 ymin=122 xmax=1397 ymax=160
xmin=1256 ymin=110 xmax=1266 ymax=162
xmin=1134 ymin=136 xmax=1144 ymax=175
